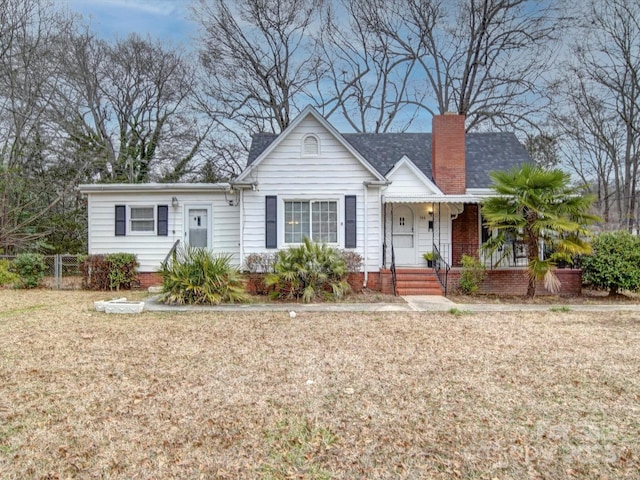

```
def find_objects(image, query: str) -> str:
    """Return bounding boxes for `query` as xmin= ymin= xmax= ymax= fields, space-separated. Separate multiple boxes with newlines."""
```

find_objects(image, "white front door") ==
xmin=185 ymin=206 xmax=211 ymax=248
xmin=392 ymin=205 xmax=415 ymax=265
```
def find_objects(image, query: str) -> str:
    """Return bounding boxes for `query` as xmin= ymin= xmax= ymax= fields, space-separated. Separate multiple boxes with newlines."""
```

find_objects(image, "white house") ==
xmin=80 ymin=106 xmax=538 ymax=294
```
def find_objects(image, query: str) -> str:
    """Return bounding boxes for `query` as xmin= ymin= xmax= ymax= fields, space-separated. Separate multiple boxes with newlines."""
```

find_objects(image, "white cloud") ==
xmin=78 ymin=0 xmax=185 ymax=17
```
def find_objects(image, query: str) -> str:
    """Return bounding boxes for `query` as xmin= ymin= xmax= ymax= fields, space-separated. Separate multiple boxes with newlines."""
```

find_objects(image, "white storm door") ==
xmin=185 ymin=206 xmax=211 ymax=248
xmin=392 ymin=205 xmax=416 ymax=265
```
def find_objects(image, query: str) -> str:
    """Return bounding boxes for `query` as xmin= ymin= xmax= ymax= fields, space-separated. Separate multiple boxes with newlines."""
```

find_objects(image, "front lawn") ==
xmin=0 ymin=290 xmax=638 ymax=478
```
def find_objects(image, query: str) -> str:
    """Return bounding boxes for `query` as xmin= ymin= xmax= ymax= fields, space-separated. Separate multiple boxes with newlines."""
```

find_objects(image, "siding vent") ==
xmin=303 ymin=135 xmax=319 ymax=156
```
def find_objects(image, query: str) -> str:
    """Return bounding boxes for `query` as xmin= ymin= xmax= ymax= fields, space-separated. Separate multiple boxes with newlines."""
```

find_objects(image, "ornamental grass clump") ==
xmin=160 ymin=246 xmax=248 ymax=305
xmin=265 ymin=237 xmax=351 ymax=303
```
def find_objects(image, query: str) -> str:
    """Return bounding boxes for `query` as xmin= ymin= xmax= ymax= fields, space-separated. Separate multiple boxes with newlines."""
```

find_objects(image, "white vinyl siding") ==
xmin=241 ymin=114 xmax=384 ymax=271
xmin=383 ymin=202 xmax=453 ymax=266
xmin=86 ymin=191 xmax=240 ymax=272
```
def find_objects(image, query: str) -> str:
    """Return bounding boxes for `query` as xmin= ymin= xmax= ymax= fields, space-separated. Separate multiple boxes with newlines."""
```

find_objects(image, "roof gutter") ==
xmin=229 ymin=181 xmax=258 ymax=191
xmin=364 ymin=180 xmax=391 ymax=187
xmin=78 ymin=183 xmax=232 ymax=194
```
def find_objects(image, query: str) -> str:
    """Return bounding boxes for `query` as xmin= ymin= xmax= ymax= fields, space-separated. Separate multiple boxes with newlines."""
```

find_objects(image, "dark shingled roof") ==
xmin=246 ymin=131 xmax=531 ymax=189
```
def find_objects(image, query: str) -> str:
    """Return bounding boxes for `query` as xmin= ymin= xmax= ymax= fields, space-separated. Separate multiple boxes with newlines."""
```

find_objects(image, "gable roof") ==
xmin=246 ymin=130 xmax=531 ymax=189
xmin=237 ymin=106 xmax=386 ymax=183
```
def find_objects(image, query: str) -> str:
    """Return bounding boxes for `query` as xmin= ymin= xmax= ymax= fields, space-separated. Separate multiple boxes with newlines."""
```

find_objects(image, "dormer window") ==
xmin=302 ymin=134 xmax=319 ymax=156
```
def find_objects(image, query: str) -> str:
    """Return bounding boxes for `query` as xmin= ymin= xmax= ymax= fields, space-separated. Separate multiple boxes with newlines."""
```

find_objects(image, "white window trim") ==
xmin=282 ymin=198 xmax=340 ymax=246
xmin=301 ymin=134 xmax=320 ymax=157
xmin=128 ymin=205 xmax=156 ymax=235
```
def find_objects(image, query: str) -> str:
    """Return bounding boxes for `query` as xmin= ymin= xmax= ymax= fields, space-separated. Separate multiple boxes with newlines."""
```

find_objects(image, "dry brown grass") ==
xmin=1 ymin=290 xmax=639 ymax=479
xmin=449 ymin=288 xmax=640 ymax=305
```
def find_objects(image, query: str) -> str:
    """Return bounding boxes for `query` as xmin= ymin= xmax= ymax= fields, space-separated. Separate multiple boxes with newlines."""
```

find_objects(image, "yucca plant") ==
xmin=160 ymin=246 xmax=248 ymax=305
xmin=265 ymin=237 xmax=351 ymax=303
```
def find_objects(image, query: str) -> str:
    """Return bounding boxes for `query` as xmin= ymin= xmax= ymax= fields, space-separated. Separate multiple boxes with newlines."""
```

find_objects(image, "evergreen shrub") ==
xmin=581 ymin=231 xmax=640 ymax=295
xmin=13 ymin=253 xmax=47 ymax=289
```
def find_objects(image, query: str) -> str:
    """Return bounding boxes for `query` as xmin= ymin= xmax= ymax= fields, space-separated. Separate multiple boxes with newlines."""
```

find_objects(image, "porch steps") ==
xmin=394 ymin=268 xmax=443 ymax=296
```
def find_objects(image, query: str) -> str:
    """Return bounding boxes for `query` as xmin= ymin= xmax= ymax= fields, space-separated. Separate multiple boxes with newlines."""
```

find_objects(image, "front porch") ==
xmin=380 ymin=202 xmax=582 ymax=296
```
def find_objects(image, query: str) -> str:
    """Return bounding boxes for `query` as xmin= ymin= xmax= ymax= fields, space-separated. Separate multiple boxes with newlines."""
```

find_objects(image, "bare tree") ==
xmin=194 ymin=0 xmax=323 ymax=133
xmin=0 ymin=0 xmax=83 ymax=251
xmin=55 ymin=31 xmax=204 ymax=183
xmin=192 ymin=0 xmax=324 ymax=175
xmin=316 ymin=0 xmax=423 ymax=132
xmin=339 ymin=0 xmax=564 ymax=132
xmin=556 ymin=0 xmax=640 ymax=231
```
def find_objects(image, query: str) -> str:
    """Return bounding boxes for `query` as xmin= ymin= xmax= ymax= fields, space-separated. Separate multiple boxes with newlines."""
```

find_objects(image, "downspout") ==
xmin=362 ymin=181 xmax=390 ymax=289
xmin=238 ymin=188 xmax=244 ymax=268
xmin=363 ymin=184 xmax=368 ymax=288
xmin=239 ymin=188 xmax=244 ymax=268
xmin=231 ymin=181 xmax=256 ymax=270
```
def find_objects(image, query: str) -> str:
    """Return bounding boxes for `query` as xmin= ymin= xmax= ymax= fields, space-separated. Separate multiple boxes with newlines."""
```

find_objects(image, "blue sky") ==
xmin=65 ymin=0 xmax=193 ymax=44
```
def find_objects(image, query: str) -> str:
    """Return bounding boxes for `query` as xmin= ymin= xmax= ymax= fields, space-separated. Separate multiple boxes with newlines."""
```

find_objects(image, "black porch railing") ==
xmin=433 ymin=243 xmax=450 ymax=296
xmin=437 ymin=242 xmax=530 ymax=269
xmin=390 ymin=244 xmax=398 ymax=296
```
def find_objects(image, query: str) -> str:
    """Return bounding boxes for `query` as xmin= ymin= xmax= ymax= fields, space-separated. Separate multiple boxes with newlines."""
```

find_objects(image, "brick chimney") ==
xmin=432 ymin=113 xmax=466 ymax=194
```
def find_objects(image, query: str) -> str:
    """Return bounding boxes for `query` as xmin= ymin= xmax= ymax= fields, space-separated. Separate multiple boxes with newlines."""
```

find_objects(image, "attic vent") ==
xmin=303 ymin=135 xmax=319 ymax=156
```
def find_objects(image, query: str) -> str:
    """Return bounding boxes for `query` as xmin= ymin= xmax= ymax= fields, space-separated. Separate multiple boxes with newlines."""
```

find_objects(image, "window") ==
xmin=115 ymin=205 xmax=168 ymax=236
xmin=285 ymin=200 xmax=337 ymax=243
xmin=130 ymin=206 xmax=155 ymax=233
xmin=302 ymin=135 xmax=319 ymax=156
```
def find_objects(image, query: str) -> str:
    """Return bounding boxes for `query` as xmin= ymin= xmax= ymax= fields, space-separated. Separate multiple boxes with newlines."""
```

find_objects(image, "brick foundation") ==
xmin=137 ymin=272 xmax=162 ymax=289
xmin=245 ymin=272 xmax=381 ymax=295
xmin=143 ymin=268 xmax=582 ymax=297
xmin=446 ymin=268 xmax=582 ymax=296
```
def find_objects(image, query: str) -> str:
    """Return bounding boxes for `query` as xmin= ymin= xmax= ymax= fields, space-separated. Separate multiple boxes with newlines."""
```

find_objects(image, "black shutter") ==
xmin=345 ymin=195 xmax=356 ymax=248
xmin=115 ymin=205 xmax=126 ymax=236
xmin=157 ymin=205 xmax=168 ymax=236
xmin=265 ymin=195 xmax=277 ymax=249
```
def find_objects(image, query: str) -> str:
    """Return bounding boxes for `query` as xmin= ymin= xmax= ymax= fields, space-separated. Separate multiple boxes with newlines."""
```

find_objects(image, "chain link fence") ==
xmin=1 ymin=254 xmax=84 ymax=290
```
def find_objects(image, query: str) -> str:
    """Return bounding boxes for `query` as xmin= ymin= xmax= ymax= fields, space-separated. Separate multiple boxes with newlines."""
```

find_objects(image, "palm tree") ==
xmin=482 ymin=164 xmax=598 ymax=297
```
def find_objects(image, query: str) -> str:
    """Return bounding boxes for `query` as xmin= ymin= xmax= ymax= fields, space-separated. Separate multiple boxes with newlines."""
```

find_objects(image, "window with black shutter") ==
xmin=157 ymin=205 xmax=168 ymax=236
xmin=265 ymin=196 xmax=277 ymax=248
xmin=115 ymin=205 xmax=126 ymax=236
xmin=345 ymin=195 xmax=356 ymax=248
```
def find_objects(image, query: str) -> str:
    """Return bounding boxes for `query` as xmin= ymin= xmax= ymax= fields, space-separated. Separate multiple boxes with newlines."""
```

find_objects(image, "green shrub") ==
xmin=81 ymin=253 xmax=139 ymax=290
xmin=12 ymin=253 xmax=47 ymax=288
xmin=106 ymin=253 xmax=138 ymax=290
xmin=458 ymin=254 xmax=486 ymax=295
xmin=581 ymin=231 xmax=640 ymax=295
xmin=0 ymin=259 xmax=19 ymax=286
xmin=160 ymin=246 xmax=248 ymax=305
xmin=265 ymin=238 xmax=351 ymax=303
